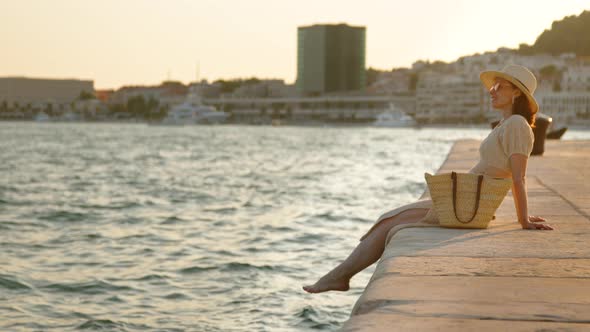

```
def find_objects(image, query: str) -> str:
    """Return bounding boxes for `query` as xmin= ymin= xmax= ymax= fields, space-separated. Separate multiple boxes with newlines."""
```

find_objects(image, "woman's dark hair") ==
xmin=509 ymin=83 xmax=536 ymax=128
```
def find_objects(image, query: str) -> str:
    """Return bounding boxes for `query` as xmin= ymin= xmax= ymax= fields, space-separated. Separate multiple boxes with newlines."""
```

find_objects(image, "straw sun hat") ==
xmin=480 ymin=64 xmax=539 ymax=114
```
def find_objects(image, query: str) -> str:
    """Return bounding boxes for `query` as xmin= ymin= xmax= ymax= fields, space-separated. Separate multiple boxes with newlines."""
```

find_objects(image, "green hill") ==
xmin=518 ymin=10 xmax=590 ymax=56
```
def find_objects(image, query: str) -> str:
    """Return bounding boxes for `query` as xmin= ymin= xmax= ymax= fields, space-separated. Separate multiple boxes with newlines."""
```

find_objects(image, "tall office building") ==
xmin=297 ymin=24 xmax=366 ymax=95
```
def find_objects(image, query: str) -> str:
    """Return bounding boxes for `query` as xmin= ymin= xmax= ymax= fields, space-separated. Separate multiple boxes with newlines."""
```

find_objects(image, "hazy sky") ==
xmin=1 ymin=0 xmax=588 ymax=89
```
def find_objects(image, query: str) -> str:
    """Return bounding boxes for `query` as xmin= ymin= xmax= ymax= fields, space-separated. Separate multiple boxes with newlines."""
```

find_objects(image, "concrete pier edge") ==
xmin=341 ymin=139 xmax=590 ymax=331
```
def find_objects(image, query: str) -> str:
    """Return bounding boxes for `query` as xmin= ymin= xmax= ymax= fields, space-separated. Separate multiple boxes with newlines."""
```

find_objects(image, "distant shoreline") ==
xmin=1 ymin=119 xmax=589 ymax=130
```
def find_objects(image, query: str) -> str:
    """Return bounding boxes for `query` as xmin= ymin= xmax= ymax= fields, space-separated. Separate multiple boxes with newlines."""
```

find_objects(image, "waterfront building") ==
xmin=296 ymin=24 xmax=366 ymax=95
xmin=189 ymin=81 xmax=222 ymax=99
xmin=109 ymin=86 xmax=165 ymax=105
xmin=561 ymin=66 xmax=590 ymax=92
xmin=231 ymin=80 xmax=297 ymax=98
xmin=95 ymin=89 xmax=114 ymax=103
xmin=205 ymin=95 xmax=414 ymax=124
xmin=0 ymin=77 xmax=93 ymax=107
xmin=538 ymin=92 xmax=590 ymax=125
xmin=109 ymin=83 xmax=187 ymax=107
xmin=415 ymin=71 xmax=485 ymax=124
xmin=367 ymin=70 xmax=412 ymax=95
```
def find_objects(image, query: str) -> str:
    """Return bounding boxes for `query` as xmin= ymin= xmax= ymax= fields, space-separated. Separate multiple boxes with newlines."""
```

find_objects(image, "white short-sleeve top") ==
xmin=469 ymin=114 xmax=534 ymax=177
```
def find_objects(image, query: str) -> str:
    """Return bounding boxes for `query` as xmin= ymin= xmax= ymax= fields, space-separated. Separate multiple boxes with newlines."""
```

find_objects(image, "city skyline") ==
xmin=1 ymin=0 xmax=588 ymax=89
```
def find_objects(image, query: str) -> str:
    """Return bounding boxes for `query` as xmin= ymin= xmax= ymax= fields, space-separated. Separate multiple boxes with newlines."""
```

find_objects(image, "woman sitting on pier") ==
xmin=303 ymin=65 xmax=554 ymax=294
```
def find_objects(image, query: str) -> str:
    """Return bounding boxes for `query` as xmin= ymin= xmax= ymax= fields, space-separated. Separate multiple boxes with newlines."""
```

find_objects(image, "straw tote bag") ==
xmin=425 ymin=172 xmax=512 ymax=229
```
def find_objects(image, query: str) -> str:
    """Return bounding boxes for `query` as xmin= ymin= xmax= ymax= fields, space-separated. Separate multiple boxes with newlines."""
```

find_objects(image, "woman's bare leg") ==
xmin=302 ymin=208 xmax=429 ymax=294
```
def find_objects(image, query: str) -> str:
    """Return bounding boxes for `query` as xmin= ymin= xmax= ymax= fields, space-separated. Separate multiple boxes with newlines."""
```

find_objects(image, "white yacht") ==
xmin=34 ymin=111 xmax=51 ymax=122
xmin=161 ymin=88 xmax=228 ymax=125
xmin=59 ymin=111 xmax=81 ymax=122
xmin=373 ymin=103 xmax=416 ymax=127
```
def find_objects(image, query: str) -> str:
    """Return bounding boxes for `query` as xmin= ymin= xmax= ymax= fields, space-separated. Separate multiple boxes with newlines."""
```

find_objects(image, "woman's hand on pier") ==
xmin=522 ymin=216 xmax=554 ymax=230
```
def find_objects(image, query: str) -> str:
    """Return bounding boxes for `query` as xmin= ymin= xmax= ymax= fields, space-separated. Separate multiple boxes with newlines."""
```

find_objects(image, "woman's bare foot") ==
xmin=302 ymin=275 xmax=350 ymax=294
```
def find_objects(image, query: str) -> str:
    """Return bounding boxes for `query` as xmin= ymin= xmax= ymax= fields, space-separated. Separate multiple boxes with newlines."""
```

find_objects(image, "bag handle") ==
xmin=451 ymin=171 xmax=484 ymax=224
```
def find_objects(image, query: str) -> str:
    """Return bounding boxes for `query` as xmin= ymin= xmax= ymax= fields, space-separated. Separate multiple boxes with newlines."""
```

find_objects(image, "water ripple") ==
xmin=42 ymin=280 xmax=136 ymax=295
xmin=0 ymin=274 xmax=33 ymax=290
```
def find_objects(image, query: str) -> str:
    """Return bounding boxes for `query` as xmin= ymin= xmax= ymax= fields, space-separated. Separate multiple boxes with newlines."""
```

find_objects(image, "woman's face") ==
xmin=489 ymin=78 xmax=521 ymax=110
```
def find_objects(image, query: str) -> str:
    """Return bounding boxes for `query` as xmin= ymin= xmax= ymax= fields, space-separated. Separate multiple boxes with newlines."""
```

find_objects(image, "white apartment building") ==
xmin=416 ymin=52 xmax=590 ymax=124
xmin=538 ymin=92 xmax=590 ymax=125
xmin=109 ymin=84 xmax=188 ymax=108
xmin=109 ymin=87 xmax=166 ymax=104
xmin=455 ymin=52 xmax=574 ymax=75
xmin=367 ymin=70 xmax=411 ymax=95
xmin=416 ymin=71 xmax=485 ymax=123
xmin=561 ymin=67 xmax=590 ymax=92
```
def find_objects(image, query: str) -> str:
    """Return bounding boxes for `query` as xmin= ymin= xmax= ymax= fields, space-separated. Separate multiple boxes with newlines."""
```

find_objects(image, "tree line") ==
xmin=518 ymin=10 xmax=590 ymax=56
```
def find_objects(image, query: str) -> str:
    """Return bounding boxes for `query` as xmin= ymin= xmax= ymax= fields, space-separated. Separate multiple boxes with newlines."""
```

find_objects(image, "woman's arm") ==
xmin=510 ymin=154 xmax=529 ymax=227
xmin=509 ymin=154 xmax=553 ymax=230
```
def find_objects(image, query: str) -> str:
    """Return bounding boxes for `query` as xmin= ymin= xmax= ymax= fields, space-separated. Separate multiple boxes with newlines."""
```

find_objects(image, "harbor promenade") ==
xmin=342 ymin=139 xmax=590 ymax=331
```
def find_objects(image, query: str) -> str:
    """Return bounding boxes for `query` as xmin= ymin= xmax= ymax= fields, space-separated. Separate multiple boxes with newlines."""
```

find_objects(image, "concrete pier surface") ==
xmin=342 ymin=139 xmax=590 ymax=331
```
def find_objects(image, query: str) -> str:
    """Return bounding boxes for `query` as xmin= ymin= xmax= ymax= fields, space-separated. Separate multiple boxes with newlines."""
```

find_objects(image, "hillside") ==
xmin=518 ymin=10 xmax=590 ymax=56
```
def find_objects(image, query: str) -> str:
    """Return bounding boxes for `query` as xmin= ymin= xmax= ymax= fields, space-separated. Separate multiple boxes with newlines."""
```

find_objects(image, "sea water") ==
xmin=1 ymin=122 xmax=589 ymax=331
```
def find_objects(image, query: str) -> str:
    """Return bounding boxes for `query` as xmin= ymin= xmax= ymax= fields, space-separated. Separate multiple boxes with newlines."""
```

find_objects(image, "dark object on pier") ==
xmin=546 ymin=127 xmax=568 ymax=139
xmin=531 ymin=115 xmax=552 ymax=155
xmin=490 ymin=114 xmax=552 ymax=156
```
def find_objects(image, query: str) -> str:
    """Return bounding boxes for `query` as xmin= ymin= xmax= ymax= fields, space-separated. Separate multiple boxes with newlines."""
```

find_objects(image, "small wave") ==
xmin=285 ymin=233 xmax=327 ymax=244
xmin=295 ymin=305 xmax=319 ymax=320
xmin=294 ymin=306 xmax=328 ymax=328
xmin=213 ymin=249 xmax=239 ymax=257
xmin=138 ymin=247 xmax=155 ymax=254
xmin=294 ymin=305 xmax=342 ymax=330
xmin=42 ymin=280 xmax=135 ymax=295
xmin=76 ymin=318 xmax=151 ymax=331
xmin=220 ymin=262 xmax=275 ymax=272
xmin=117 ymin=233 xmax=153 ymax=240
xmin=169 ymin=249 xmax=190 ymax=257
xmin=0 ymin=274 xmax=32 ymax=290
xmin=130 ymin=274 xmax=170 ymax=282
xmin=117 ymin=217 xmax=145 ymax=225
xmin=243 ymin=246 xmax=264 ymax=253
xmin=164 ymin=190 xmax=214 ymax=202
xmin=312 ymin=212 xmax=343 ymax=222
xmin=105 ymin=295 xmax=125 ymax=303
xmin=238 ymin=235 xmax=266 ymax=246
xmin=77 ymin=319 xmax=123 ymax=330
xmin=0 ymin=185 xmax=19 ymax=193
xmin=160 ymin=216 xmax=185 ymax=225
xmin=384 ymin=175 xmax=401 ymax=181
xmin=73 ymin=202 xmax=141 ymax=210
xmin=0 ymin=220 xmax=50 ymax=230
xmin=62 ymin=261 xmax=102 ymax=267
xmin=69 ymin=181 xmax=96 ymax=190
xmin=203 ymin=206 xmax=238 ymax=214
xmin=39 ymin=210 xmax=93 ymax=223
xmin=85 ymin=233 xmax=102 ymax=240
xmin=178 ymin=265 xmax=216 ymax=274
xmin=178 ymin=262 xmax=277 ymax=274
xmin=260 ymin=225 xmax=295 ymax=232
xmin=163 ymin=292 xmax=191 ymax=300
